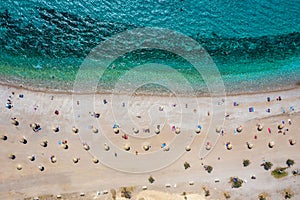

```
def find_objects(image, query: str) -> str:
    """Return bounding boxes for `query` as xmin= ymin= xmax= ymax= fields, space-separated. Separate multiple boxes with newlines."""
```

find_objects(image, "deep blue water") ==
xmin=0 ymin=0 xmax=300 ymax=94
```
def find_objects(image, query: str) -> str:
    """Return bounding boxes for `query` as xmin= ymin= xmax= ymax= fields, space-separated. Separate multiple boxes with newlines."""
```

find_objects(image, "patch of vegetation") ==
xmin=262 ymin=161 xmax=273 ymax=170
xmin=229 ymin=177 xmax=243 ymax=188
xmin=148 ymin=176 xmax=155 ymax=184
xmin=283 ymin=189 xmax=294 ymax=199
xmin=184 ymin=161 xmax=190 ymax=170
xmin=223 ymin=192 xmax=231 ymax=199
xmin=204 ymin=165 xmax=213 ymax=173
xmin=258 ymin=193 xmax=267 ymax=200
xmin=286 ymin=159 xmax=295 ymax=167
xmin=120 ymin=187 xmax=134 ymax=199
xmin=243 ymin=159 xmax=250 ymax=167
xmin=110 ymin=189 xmax=116 ymax=200
xmin=202 ymin=187 xmax=210 ymax=197
xmin=271 ymin=167 xmax=288 ymax=179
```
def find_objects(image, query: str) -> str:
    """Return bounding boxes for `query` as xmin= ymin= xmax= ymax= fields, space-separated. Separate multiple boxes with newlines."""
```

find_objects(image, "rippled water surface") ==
xmin=0 ymin=0 xmax=299 ymax=94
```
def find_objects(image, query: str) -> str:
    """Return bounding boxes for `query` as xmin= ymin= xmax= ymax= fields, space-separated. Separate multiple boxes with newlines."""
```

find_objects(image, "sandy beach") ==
xmin=0 ymin=83 xmax=299 ymax=200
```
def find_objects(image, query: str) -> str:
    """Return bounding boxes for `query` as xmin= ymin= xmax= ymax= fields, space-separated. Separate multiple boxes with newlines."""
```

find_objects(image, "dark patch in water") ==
xmin=0 ymin=8 xmax=299 ymax=62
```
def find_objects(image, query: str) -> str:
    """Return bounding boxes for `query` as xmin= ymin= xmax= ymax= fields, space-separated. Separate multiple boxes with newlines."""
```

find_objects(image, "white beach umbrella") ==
xmin=155 ymin=128 xmax=160 ymax=134
xmin=113 ymin=127 xmax=120 ymax=134
xmin=236 ymin=126 xmax=243 ymax=133
xmin=268 ymin=141 xmax=275 ymax=148
xmin=38 ymin=165 xmax=44 ymax=171
xmin=92 ymin=128 xmax=98 ymax=133
xmin=175 ymin=127 xmax=181 ymax=134
xmin=246 ymin=142 xmax=254 ymax=149
xmin=16 ymin=164 xmax=22 ymax=170
xmin=83 ymin=144 xmax=90 ymax=151
xmin=40 ymin=140 xmax=48 ymax=147
xmin=289 ymin=139 xmax=296 ymax=145
xmin=73 ymin=157 xmax=79 ymax=163
xmin=278 ymin=124 xmax=284 ymax=130
xmin=0 ymin=135 xmax=7 ymax=140
xmin=185 ymin=146 xmax=191 ymax=151
xmin=124 ymin=144 xmax=130 ymax=151
xmin=195 ymin=128 xmax=201 ymax=134
xmin=9 ymin=153 xmax=16 ymax=160
xmin=257 ymin=124 xmax=263 ymax=131
xmin=104 ymin=143 xmax=110 ymax=151
xmin=28 ymin=155 xmax=35 ymax=161
xmin=92 ymin=158 xmax=99 ymax=164
xmin=72 ymin=127 xmax=79 ymax=133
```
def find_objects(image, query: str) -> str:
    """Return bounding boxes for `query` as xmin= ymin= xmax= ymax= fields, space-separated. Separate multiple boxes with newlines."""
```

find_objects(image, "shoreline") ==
xmin=0 ymin=79 xmax=299 ymax=98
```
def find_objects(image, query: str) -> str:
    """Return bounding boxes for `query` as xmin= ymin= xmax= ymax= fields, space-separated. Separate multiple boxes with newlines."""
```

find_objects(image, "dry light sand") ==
xmin=0 ymin=83 xmax=299 ymax=200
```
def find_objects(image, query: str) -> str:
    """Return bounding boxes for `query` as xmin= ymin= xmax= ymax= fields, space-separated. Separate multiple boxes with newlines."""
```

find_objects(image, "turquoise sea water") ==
xmin=0 ymin=0 xmax=300 ymax=95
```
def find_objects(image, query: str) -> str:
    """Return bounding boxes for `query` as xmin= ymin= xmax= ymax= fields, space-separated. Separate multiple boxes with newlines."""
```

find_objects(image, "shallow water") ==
xmin=0 ymin=0 xmax=299 ymax=95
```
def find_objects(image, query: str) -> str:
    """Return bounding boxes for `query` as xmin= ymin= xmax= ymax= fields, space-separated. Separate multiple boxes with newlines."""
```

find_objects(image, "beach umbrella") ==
xmin=163 ymin=146 xmax=170 ymax=151
xmin=28 ymin=155 xmax=35 ymax=161
xmin=175 ymin=127 xmax=181 ymax=134
xmin=16 ymin=164 xmax=22 ymax=170
xmin=133 ymin=128 xmax=139 ymax=134
xmin=9 ymin=154 xmax=16 ymax=160
xmin=1 ymin=135 xmax=8 ymax=140
xmin=257 ymin=124 xmax=263 ymax=131
xmin=72 ymin=127 xmax=79 ymax=133
xmin=124 ymin=144 xmax=130 ymax=151
xmin=185 ymin=146 xmax=191 ymax=151
xmin=278 ymin=124 xmax=284 ymax=130
xmin=246 ymin=142 xmax=254 ymax=149
xmin=73 ymin=157 xmax=79 ymax=163
xmin=30 ymin=123 xmax=41 ymax=132
xmin=62 ymin=144 xmax=68 ymax=149
xmin=92 ymin=158 xmax=99 ymax=164
xmin=289 ymin=139 xmax=296 ymax=145
xmin=103 ymin=143 xmax=110 ymax=151
xmin=268 ymin=141 xmax=275 ymax=148
xmin=19 ymin=137 xmax=27 ymax=144
xmin=38 ymin=165 xmax=44 ymax=171
xmin=216 ymin=127 xmax=222 ymax=133
xmin=236 ymin=126 xmax=243 ymax=133
xmin=143 ymin=145 xmax=150 ymax=151
xmin=155 ymin=128 xmax=160 ymax=134
xmin=92 ymin=128 xmax=98 ymax=133
xmin=206 ymin=144 xmax=212 ymax=150
xmin=11 ymin=119 xmax=19 ymax=126
xmin=40 ymin=140 xmax=48 ymax=147
xmin=52 ymin=126 xmax=60 ymax=133
xmin=113 ymin=127 xmax=120 ymax=134
xmin=195 ymin=128 xmax=201 ymax=134
xmin=50 ymin=156 xmax=57 ymax=163
xmin=226 ymin=143 xmax=232 ymax=150
xmin=83 ymin=144 xmax=90 ymax=151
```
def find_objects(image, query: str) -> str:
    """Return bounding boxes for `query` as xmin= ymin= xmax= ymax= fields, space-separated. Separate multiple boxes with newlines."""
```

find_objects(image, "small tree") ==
xmin=262 ymin=162 xmax=273 ymax=170
xmin=204 ymin=165 xmax=213 ymax=173
xmin=223 ymin=192 xmax=231 ymax=199
xmin=110 ymin=189 xmax=116 ymax=200
xmin=184 ymin=162 xmax=190 ymax=170
xmin=283 ymin=189 xmax=294 ymax=199
xmin=286 ymin=159 xmax=295 ymax=167
xmin=258 ymin=194 xmax=266 ymax=200
xmin=202 ymin=187 xmax=210 ymax=197
xmin=230 ymin=177 xmax=243 ymax=188
xmin=243 ymin=159 xmax=250 ymax=167
xmin=148 ymin=176 xmax=155 ymax=184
